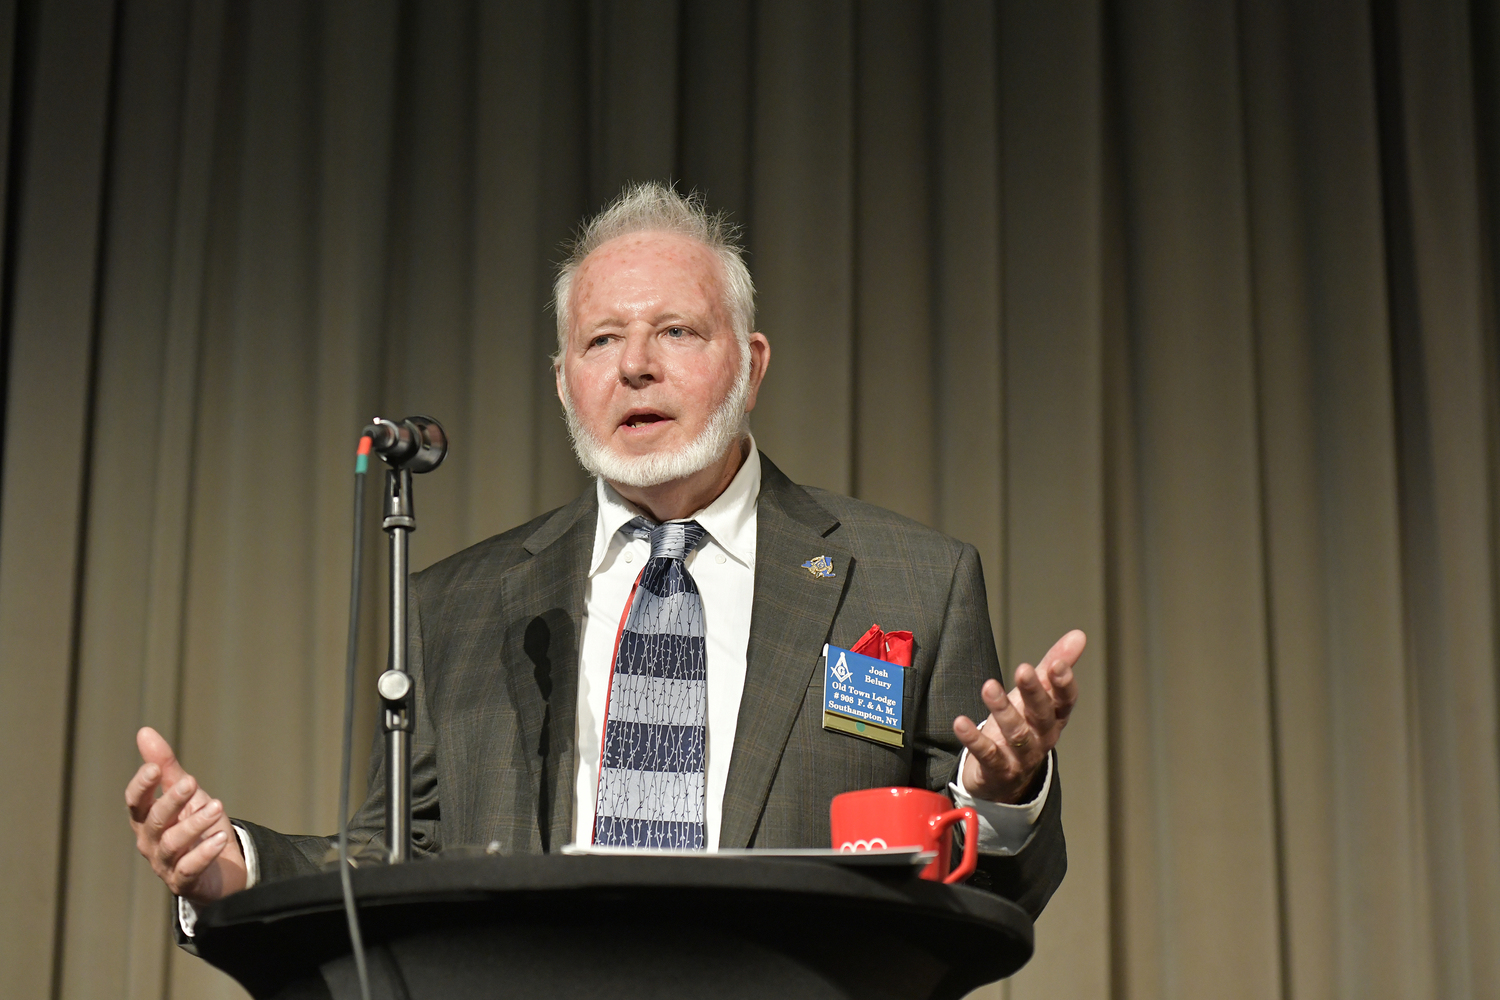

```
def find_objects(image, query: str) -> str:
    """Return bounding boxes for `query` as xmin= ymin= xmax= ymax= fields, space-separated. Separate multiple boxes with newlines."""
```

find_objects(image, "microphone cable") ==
xmin=338 ymin=434 xmax=373 ymax=1000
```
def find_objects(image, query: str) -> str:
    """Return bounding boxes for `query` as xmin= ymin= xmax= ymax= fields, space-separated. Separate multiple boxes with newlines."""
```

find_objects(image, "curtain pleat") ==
xmin=0 ymin=0 xmax=120 ymax=996
xmin=747 ymin=0 xmax=856 ymax=495
xmin=1112 ymin=1 xmax=1283 ymax=996
xmin=1 ymin=2 xmax=1496 ymax=999
xmin=1389 ymin=0 xmax=1500 ymax=993
xmin=997 ymin=4 xmax=1108 ymax=998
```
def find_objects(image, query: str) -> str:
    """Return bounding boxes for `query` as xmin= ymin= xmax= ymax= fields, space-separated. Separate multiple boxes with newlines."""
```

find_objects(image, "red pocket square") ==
xmin=850 ymin=623 xmax=913 ymax=668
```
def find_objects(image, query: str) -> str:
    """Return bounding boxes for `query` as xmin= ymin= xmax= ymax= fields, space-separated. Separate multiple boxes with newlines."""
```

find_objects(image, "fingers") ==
xmin=978 ymin=678 xmax=1030 ymax=756
xmin=1036 ymin=630 xmax=1084 ymax=722
xmin=970 ymin=671 xmax=1050 ymax=794
xmin=953 ymin=711 xmax=1008 ymax=772
xmin=182 ymin=785 xmax=212 ymax=820
xmin=1049 ymin=660 xmax=1078 ymax=723
xmin=174 ymin=830 xmax=230 ymax=882
xmin=954 ymin=697 xmax=1033 ymax=803
xmin=125 ymin=762 xmax=162 ymax=825
xmin=1012 ymin=663 xmax=1057 ymax=731
xmin=137 ymin=727 xmax=187 ymax=787
xmin=1044 ymin=632 xmax=1080 ymax=719
xmin=979 ymin=676 xmax=1032 ymax=748
xmin=1037 ymin=629 xmax=1087 ymax=672
xmin=144 ymin=775 xmax=198 ymax=842
xmin=158 ymin=798 xmax=224 ymax=869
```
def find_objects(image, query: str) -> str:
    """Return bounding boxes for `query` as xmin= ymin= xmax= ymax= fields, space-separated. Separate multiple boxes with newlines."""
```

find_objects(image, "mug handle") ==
xmin=931 ymin=807 xmax=979 ymax=884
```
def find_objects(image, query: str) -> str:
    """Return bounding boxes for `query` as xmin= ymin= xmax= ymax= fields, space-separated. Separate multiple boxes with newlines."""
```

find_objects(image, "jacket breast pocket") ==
xmin=801 ymin=670 xmax=914 ymax=789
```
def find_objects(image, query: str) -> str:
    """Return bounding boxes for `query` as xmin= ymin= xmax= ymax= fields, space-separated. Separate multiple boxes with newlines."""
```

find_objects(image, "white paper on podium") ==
xmin=560 ymin=844 xmax=937 ymax=867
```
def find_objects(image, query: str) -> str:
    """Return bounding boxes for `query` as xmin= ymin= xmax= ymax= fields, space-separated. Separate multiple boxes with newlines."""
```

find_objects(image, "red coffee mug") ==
xmin=830 ymin=786 xmax=978 ymax=884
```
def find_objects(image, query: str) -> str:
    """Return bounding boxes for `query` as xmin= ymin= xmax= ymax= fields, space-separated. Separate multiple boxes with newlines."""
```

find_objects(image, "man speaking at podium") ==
xmin=126 ymin=183 xmax=1082 ymax=937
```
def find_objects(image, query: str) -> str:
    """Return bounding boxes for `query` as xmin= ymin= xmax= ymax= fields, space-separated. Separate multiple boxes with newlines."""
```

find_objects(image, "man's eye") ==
xmin=666 ymin=326 xmax=686 ymax=338
xmin=590 ymin=335 xmax=611 ymax=348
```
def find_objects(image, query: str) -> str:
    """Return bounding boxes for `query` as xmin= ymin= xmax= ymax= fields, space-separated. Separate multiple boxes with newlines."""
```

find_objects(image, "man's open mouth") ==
xmin=621 ymin=411 xmax=669 ymax=429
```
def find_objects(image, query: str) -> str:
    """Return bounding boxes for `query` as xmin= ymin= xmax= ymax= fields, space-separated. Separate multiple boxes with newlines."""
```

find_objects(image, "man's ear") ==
xmin=554 ymin=362 xmax=566 ymax=407
xmin=744 ymin=332 xmax=770 ymax=413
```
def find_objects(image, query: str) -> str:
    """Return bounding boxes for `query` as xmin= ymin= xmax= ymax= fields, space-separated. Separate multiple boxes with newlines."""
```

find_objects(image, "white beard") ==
xmin=560 ymin=350 xmax=752 ymax=489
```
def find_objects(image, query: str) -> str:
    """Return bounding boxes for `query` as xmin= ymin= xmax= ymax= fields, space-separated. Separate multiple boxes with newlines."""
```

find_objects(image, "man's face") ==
xmin=556 ymin=232 xmax=762 ymax=483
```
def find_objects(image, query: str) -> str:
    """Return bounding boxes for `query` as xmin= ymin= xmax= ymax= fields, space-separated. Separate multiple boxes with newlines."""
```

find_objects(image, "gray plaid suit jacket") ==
xmin=240 ymin=454 xmax=1066 ymax=918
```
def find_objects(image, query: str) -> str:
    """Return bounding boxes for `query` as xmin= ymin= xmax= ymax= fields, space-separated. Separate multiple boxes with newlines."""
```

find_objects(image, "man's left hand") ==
xmin=954 ymin=629 xmax=1084 ymax=804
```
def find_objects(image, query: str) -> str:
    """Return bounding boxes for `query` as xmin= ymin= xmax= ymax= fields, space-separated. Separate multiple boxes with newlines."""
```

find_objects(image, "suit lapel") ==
xmin=719 ymin=457 xmax=851 ymax=848
xmin=497 ymin=489 xmax=594 ymax=851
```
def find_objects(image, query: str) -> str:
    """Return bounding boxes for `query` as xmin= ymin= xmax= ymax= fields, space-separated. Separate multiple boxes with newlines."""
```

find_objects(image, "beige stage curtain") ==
xmin=2 ymin=1 xmax=1497 ymax=998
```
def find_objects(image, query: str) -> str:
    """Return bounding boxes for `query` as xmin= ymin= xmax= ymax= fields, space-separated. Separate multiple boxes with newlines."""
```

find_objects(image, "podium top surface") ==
xmin=194 ymin=852 xmax=1034 ymax=999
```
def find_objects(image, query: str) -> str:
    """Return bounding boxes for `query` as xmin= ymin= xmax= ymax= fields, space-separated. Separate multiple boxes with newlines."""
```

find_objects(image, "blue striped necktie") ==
xmin=593 ymin=517 xmax=709 ymax=849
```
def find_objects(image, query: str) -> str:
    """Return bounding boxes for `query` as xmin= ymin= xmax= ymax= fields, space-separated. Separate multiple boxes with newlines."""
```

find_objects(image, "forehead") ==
xmin=570 ymin=232 xmax=725 ymax=324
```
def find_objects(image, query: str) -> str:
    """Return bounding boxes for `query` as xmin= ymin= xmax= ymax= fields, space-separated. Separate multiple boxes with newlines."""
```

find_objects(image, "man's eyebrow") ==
xmin=650 ymin=311 xmax=703 ymax=326
xmin=581 ymin=317 xmax=626 ymax=335
xmin=577 ymin=309 xmax=709 ymax=337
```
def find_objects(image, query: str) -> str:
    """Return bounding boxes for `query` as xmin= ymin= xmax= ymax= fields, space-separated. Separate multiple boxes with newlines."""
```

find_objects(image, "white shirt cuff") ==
xmin=238 ymin=823 xmax=259 ymax=888
xmin=948 ymin=731 xmax=1053 ymax=856
xmin=177 ymin=823 xmax=258 ymax=938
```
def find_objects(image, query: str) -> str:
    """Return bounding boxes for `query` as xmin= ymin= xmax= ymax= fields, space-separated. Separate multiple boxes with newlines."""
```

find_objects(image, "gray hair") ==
xmin=551 ymin=182 xmax=755 ymax=363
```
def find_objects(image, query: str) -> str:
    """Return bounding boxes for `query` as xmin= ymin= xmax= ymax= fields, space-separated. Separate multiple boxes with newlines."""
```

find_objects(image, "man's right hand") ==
xmin=126 ymin=726 xmax=247 ymax=907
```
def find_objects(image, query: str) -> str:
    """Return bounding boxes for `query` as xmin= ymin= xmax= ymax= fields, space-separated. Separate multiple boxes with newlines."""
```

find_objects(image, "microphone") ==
xmin=364 ymin=415 xmax=448 ymax=473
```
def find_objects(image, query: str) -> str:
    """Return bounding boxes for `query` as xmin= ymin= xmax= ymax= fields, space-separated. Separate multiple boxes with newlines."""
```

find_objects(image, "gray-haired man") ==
xmin=127 ymin=184 xmax=1081 ymax=931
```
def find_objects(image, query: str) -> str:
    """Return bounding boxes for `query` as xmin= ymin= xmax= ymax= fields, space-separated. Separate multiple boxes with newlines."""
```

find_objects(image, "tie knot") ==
xmin=623 ymin=517 xmax=707 ymax=561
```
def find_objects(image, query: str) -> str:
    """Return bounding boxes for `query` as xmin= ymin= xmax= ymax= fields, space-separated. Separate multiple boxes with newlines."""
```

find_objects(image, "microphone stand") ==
xmin=365 ymin=416 xmax=447 ymax=864
xmin=378 ymin=466 xmax=415 ymax=863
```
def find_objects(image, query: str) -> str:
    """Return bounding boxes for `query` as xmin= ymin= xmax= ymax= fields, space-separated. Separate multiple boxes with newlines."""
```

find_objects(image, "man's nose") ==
xmin=618 ymin=329 xmax=658 ymax=386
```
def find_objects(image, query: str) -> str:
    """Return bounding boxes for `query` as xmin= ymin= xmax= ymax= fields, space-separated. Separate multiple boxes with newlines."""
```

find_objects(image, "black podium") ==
xmin=193 ymin=853 xmax=1033 ymax=1000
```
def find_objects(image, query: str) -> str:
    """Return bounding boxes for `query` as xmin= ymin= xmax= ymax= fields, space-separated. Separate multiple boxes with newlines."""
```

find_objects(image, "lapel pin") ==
xmin=802 ymin=555 xmax=835 ymax=579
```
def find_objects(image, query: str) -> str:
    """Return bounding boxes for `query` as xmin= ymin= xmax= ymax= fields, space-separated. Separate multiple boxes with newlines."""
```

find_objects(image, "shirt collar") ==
xmin=589 ymin=436 xmax=762 ymax=576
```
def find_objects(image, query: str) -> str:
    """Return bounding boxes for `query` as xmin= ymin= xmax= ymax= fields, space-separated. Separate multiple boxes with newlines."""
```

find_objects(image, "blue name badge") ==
xmin=822 ymin=643 xmax=905 ymax=748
